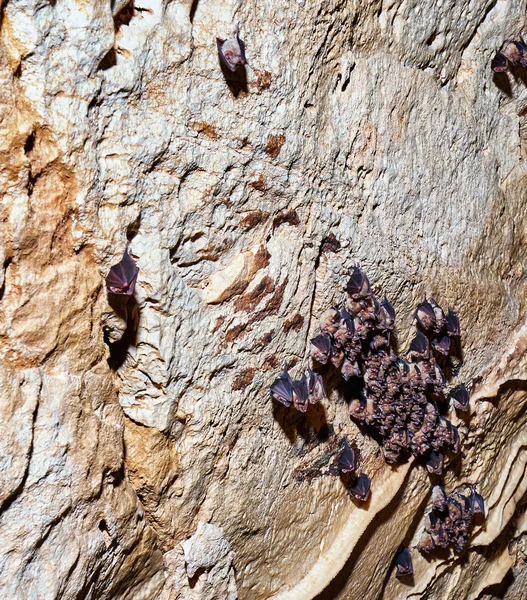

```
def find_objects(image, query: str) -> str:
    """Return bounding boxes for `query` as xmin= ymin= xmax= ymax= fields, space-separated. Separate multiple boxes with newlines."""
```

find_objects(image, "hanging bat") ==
xmin=310 ymin=334 xmax=332 ymax=364
xmin=410 ymin=331 xmax=429 ymax=358
xmin=216 ymin=27 xmax=247 ymax=72
xmin=394 ymin=546 xmax=413 ymax=577
xmin=426 ymin=451 xmax=443 ymax=475
xmin=491 ymin=50 xmax=510 ymax=72
xmin=450 ymin=384 xmax=469 ymax=411
xmin=270 ymin=366 xmax=293 ymax=407
xmin=348 ymin=473 xmax=371 ymax=501
xmin=307 ymin=368 xmax=326 ymax=403
xmin=445 ymin=308 xmax=460 ymax=336
xmin=346 ymin=266 xmax=371 ymax=299
xmin=432 ymin=334 xmax=451 ymax=356
xmin=415 ymin=298 xmax=436 ymax=331
xmin=431 ymin=485 xmax=447 ymax=512
xmin=334 ymin=437 xmax=357 ymax=473
xmin=292 ymin=374 xmax=309 ymax=412
xmin=469 ymin=486 xmax=485 ymax=515
xmin=319 ymin=307 xmax=341 ymax=334
xmin=106 ymin=246 xmax=139 ymax=295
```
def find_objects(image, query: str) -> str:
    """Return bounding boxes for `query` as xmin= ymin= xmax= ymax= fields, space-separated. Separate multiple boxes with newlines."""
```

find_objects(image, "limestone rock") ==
xmin=1 ymin=0 xmax=527 ymax=598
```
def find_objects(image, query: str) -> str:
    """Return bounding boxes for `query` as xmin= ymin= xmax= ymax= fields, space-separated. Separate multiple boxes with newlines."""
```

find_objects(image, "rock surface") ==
xmin=1 ymin=0 xmax=527 ymax=598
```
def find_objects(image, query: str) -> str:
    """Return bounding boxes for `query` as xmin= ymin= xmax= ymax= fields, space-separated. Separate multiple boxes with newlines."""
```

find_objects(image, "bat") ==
xmin=431 ymin=485 xmax=447 ymax=512
xmin=270 ymin=366 xmax=293 ymax=407
xmin=410 ymin=331 xmax=429 ymax=357
xmin=450 ymin=384 xmax=469 ymax=411
xmin=348 ymin=473 xmax=371 ymax=501
xmin=292 ymin=374 xmax=309 ymax=412
xmin=380 ymin=297 xmax=396 ymax=330
xmin=106 ymin=246 xmax=139 ymax=295
xmin=414 ymin=298 xmax=436 ymax=331
xmin=307 ymin=368 xmax=326 ymax=403
xmin=432 ymin=334 xmax=451 ymax=355
xmin=216 ymin=29 xmax=247 ymax=72
xmin=334 ymin=306 xmax=355 ymax=344
xmin=341 ymin=358 xmax=360 ymax=380
xmin=503 ymin=39 xmax=527 ymax=67
xmin=310 ymin=334 xmax=332 ymax=364
xmin=335 ymin=437 xmax=357 ymax=473
xmin=394 ymin=546 xmax=413 ymax=577
xmin=346 ymin=266 xmax=371 ymax=299
xmin=469 ymin=486 xmax=485 ymax=515
xmin=426 ymin=451 xmax=443 ymax=475
xmin=319 ymin=307 xmax=341 ymax=334
xmin=491 ymin=50 xmax=510 ymax=72
xmin=445 ymin=308 xmax=460 ymax=336
xmin=330 ymin=345 xmax=345 ymax=368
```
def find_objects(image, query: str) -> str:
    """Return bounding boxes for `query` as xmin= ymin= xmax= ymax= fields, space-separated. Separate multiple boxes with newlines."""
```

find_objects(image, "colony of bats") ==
xmin=270 ymin=267 xmax=485 ymax=577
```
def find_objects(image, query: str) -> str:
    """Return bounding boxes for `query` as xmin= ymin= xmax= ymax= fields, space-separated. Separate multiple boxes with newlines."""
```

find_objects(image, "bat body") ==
xmin=451 ymin=384 xmax=470 ymax=411
xmin=106 ymin=247 xmax=139 ymax=295
xmin=335 ymin=438 xmax=357 ymax=473
xmin=348 ymin=473 xmax=371 ymax=501
xmin=270 ymin=367 xmax=294 ymax=407
xmin=217 ymin=33 xmax=247 ymax=71
xmin=394 ymin=546 xmax=413 ymax=577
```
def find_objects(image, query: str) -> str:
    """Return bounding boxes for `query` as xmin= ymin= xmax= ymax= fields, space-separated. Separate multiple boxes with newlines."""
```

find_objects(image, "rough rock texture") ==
xmin=1 ymin=0 xmax=527 ymax=598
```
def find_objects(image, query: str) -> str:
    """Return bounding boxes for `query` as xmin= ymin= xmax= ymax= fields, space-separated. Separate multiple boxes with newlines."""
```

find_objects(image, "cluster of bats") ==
xmin=418 ymin=484 xmax=485 ymax=555
xmin=492 ymin=37 xmax=527 ymax=72
xmin=308 ymin=267 xmax=464 ymax=472
xmin=270 ymin=267 xmax=485 ymax=578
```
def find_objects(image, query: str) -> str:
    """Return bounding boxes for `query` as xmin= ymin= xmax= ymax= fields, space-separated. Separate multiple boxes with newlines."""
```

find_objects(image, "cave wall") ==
xmin=1 ymin=0 xmax=527 ymax=598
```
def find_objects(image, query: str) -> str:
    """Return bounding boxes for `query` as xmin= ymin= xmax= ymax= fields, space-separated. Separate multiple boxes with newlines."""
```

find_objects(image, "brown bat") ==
xmin=106 ymin=245 xmax=139 ymax=295
xmin=491 ymin=50 xmax=510 ymax=72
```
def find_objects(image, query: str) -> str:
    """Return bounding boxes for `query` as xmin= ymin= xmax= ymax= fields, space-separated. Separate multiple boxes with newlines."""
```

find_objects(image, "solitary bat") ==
xmin=394 ymin=546 xmax=413 ymax=577
xmin=334 ymin=437 xmax=357 ymax=473
xmin=348 ymin=473 xmax=371 ymax=501
xmin=216 ymin=28 xmax=247 ymax=72
xmin=106 ymin=246 xmax=139 ymax=295
xmin=450 ymin=384 xmax=469 ymax=411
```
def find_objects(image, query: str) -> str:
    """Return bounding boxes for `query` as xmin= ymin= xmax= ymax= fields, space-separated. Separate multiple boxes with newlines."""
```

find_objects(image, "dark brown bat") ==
xmin=426 ymin=451 xmax=443 ymax=475
xmin=410 ymin=331 xmax=429 ymax=358
xmin=106 ymin=246 xmax=139 ymax=295
xmin=348 ymin=473 xmax=371 ymax=501
xmin=491 ymin=50 xmax=510 ymax=72
xmin=394 ymin=546 xmax=413 ymax=577
xmin=216 ymin=31 xmax=246 ymax=72
xmin=334 ymin=437 xmax=357 ymax=473
xmin=445 ymin=308 xmax=460 ymax=336
xmin=270 ymin=366 xmax=293 ymax=407
xmin=432 ymin=334 xmax=451 ymax=356
xmin=450 ymin=384 xmax=469 ymax=411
